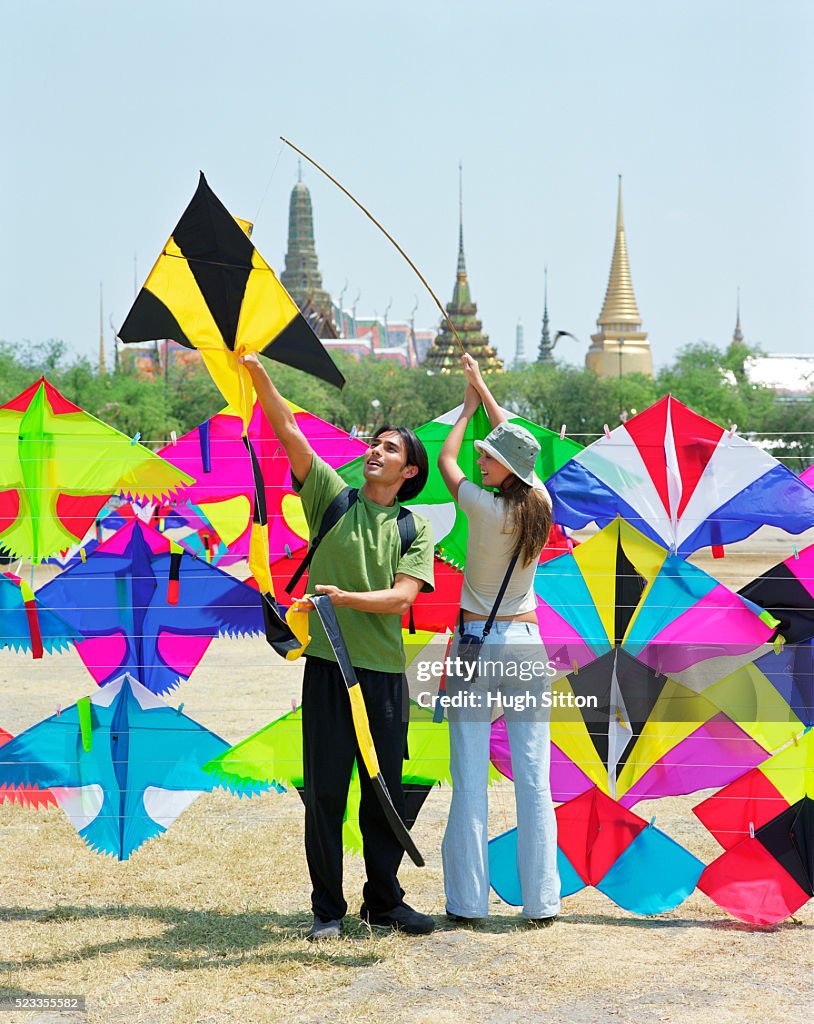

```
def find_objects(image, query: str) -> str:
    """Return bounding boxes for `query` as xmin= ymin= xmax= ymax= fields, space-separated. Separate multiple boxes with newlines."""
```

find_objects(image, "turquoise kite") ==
xmin=0 ymin=675 xmax=266 ymax=859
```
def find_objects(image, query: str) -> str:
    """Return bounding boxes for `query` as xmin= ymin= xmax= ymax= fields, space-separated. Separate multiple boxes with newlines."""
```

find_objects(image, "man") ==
xmin=241 ymin=354 xmax=436 ymax=940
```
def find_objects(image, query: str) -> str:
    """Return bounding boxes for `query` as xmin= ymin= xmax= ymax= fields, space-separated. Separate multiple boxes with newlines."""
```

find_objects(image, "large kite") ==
xmin=37 ymin=520 xmax=265 ymax=694
xmin=489 ymin=786 xmax=704 ymax=915
xmin=694 ymin=730 xmax=813 ymax=924
xmin=544 ymin=395 xmax=814 ymax=556
xmin=0 ymin=675 xmax=265 ymax=859
xmin=118 ymin=173 xmax=344 ymax=656
xmin=339 ymin=403 xmax=582 ymax=569
xmin=0 ymin=379 xmax=192 ymax=561
xmin=532 ymin=517 xmax=778 ymax=688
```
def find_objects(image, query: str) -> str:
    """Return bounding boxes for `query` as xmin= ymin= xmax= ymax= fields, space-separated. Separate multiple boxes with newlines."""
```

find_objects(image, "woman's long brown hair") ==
xmin=499 ymin=476 xmax=553 ymax=566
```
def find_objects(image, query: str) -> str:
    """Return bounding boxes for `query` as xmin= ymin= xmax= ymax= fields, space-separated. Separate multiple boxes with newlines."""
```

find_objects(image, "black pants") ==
xmin=302 ymin=656 xmax=408 ymax=922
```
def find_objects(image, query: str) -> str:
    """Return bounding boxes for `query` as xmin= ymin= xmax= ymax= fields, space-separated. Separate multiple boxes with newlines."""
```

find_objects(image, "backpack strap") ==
xmin=396 ymin=506 xmax=418 ymax=634
xmin=285 ymin=487 xmax=358 ymax=595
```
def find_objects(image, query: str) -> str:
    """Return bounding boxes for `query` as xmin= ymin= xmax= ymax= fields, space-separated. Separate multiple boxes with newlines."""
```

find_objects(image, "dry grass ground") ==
xmin=1 ymin=528 xmax=812 ymax=1023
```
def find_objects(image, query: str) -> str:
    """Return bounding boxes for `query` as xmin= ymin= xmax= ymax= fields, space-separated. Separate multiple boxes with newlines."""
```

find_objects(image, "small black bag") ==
xmin=457 ymin=631 xmax=484 ymax=670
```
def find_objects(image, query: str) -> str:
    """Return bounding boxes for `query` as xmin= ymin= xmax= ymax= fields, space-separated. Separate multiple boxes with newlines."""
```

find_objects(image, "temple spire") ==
xmin=597 ymin=175 xmax=642 ymax=326
xmin=457 ymin=161 xmax=466 ymax=276
xmin=585 ymin=177 xmax=653 ymax=378
xmin=424 ymin=167 xmax=503 ymax=371
xmin=280 ymin=175 xmax=336 ymax=338
xmin=732 ymin=287 xmax=745 ymax=345
xmin=538 ymin=266 xmax=553 ymax=361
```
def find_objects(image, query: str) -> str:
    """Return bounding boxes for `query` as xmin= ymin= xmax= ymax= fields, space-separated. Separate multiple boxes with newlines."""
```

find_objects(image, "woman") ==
xmin=437 ymin=353 xmax=560 ymax=925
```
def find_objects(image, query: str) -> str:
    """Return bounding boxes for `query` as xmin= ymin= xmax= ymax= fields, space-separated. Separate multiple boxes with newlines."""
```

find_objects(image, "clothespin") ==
xmin=792 ymin=545 xmax=799 ymax=560
xmin=603 ymin=424 xmax=611 ymax=440
xmin=559 ymin=424 xmax=566 ymax=440
xmin=55 ymin=704 xmax=62 ymax=718
xmin=350 ymin=425 xmax=358 ymax=440
xmin=728 ymin=424 xmax=738 ymax=437
xmin=649 ymin=815 xmax=656 ymax=828
xmin=176 ymin=703 xmax=185 ymax=716
xmin=749 ymin=821 xmax=755 ymax=839
xmin=773 ymin=634 xmax=785 ymax=655
xmin=170 ymin=430 xmax=177 ymax=446
xmin=572 ymin=660 xmax=579 ymax=676
xmin=284 ymin=544 xmax=292 ymax=559
xmin=130 ymin=431 xmax=141 ymax=446
xmin=79 ymin=547 xmax=86 ymax=563
xmin=291 ymin=698 xmax=297 ymax=712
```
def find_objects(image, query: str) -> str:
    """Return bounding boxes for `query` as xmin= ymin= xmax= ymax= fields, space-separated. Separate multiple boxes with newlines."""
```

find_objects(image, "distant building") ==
xmin=280 ymin=172 xmax=337 ymax=338
xmin=586 ymin=177 xmax=653 ymax=378
xmin=745 ymin=355 xmax=814 ymax=398
xmin=424 ymin=184 xmax=503 ymax=372
xmin=514 ymin=320 xmax=526 ymax=369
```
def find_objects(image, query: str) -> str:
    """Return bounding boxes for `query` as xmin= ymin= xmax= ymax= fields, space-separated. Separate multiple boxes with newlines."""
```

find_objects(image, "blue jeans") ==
xmin=442 ymin=620 xmax=560 ymax=919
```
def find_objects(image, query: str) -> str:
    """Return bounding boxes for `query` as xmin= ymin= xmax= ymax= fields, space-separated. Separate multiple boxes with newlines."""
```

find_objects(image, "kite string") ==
xmin=253 ymin=143 xmax=285 ymax=226
xmin=279 ymin=136 xmax=466 ymax=356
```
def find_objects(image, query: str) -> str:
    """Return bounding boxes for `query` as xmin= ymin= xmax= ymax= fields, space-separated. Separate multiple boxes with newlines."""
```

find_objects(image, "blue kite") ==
xmin=37 ymin=519 xmax=265 ymax=694
xmin=0 ymin=674 xmax=266 ymax=859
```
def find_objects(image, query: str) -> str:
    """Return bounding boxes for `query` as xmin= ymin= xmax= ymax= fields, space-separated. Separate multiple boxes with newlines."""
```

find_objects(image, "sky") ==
xmin=1 ymin=1 xmax=811 ymax=371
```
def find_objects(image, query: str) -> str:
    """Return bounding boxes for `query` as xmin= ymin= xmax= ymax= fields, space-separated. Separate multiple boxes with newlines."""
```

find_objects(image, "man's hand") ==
xmin=296 ymin=576 xmax=423 ymax=616
xmin=313 ymin=584 xmax=347 ymax=606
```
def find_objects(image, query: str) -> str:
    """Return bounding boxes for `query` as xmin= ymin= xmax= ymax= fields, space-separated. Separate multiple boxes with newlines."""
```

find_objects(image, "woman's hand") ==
xmin=462 ymin=383 xmax=481 ymax=415
xmin=462 ymin=352 xmax=485 ymax=391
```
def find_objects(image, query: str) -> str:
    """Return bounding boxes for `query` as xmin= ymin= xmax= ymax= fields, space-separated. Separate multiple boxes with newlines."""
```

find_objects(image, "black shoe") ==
xmin=306 ymin=915 xmax=342 ymax=941
xmin=446 ymin=911 xmax=482 ymax=927
xmin=526 ymin=915 xmax=557 ymax=928
xmin=360 ymin=901 xmax=435 ymax=935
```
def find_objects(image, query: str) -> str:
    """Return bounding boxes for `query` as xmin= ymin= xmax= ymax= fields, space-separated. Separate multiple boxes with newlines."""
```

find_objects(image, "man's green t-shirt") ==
xmin=293 ymin=456 xmax=435 ymax=672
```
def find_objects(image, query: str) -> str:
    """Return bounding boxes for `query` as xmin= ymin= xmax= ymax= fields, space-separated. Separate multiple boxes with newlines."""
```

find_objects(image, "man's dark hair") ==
xmin=371 ymin=424 xmax=429 ymax=502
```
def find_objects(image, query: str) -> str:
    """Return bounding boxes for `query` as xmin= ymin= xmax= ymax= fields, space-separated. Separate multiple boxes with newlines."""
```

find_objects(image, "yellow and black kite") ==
xmin=118 ymin=171 xmax=344 ymax=419
xmin=118 ymin=172 xmax=345 ymax=656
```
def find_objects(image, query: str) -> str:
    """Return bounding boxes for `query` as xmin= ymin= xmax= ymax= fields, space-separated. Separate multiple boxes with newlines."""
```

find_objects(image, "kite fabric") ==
xmin=118 ymin=171 xmax=344 ymax=422
xmin=737 ymin=542 xmax=814 ymax=725
xmin=694 ymin=729 xmax=814 ymax=924
xmin=0 ymin=570 xmax=78 ymax=657
xmin=0 ymin=379 xmax=193 ymax=561
xmin=489 ymin=786 xmax=704 ymax=915
xmin=36 ymin=520 xmax=266 ymax=695
xmin=118 ymin=173 xmax=345 ymax=658
xmin=532 ymin=517 xmax=779 ymax=688
xmin=0 ymin=674 xmax=266 ymax=860
xmin=158 ymin=399 xmax=366 ymax=568
xmin=544 ymin=395 xmax=814 ymax=556
xmin=204 ymin=701 xmax=477 ymax=856
xmin=339 ymin=402 xmax=582 ymax=569
xmin=0 ymin=727 xmax=56 ymax=809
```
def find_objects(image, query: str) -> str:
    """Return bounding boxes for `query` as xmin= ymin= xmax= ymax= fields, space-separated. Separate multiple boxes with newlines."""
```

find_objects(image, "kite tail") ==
xmin=242 ymin=435 xmax=302 ymax=658
xmin=19 ymin=580 xmax=44 ymax=659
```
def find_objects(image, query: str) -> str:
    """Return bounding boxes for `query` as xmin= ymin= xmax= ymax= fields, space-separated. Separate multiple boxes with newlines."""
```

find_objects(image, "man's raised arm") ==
xmin=240 ymin=353 xmax=314 ymax=484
